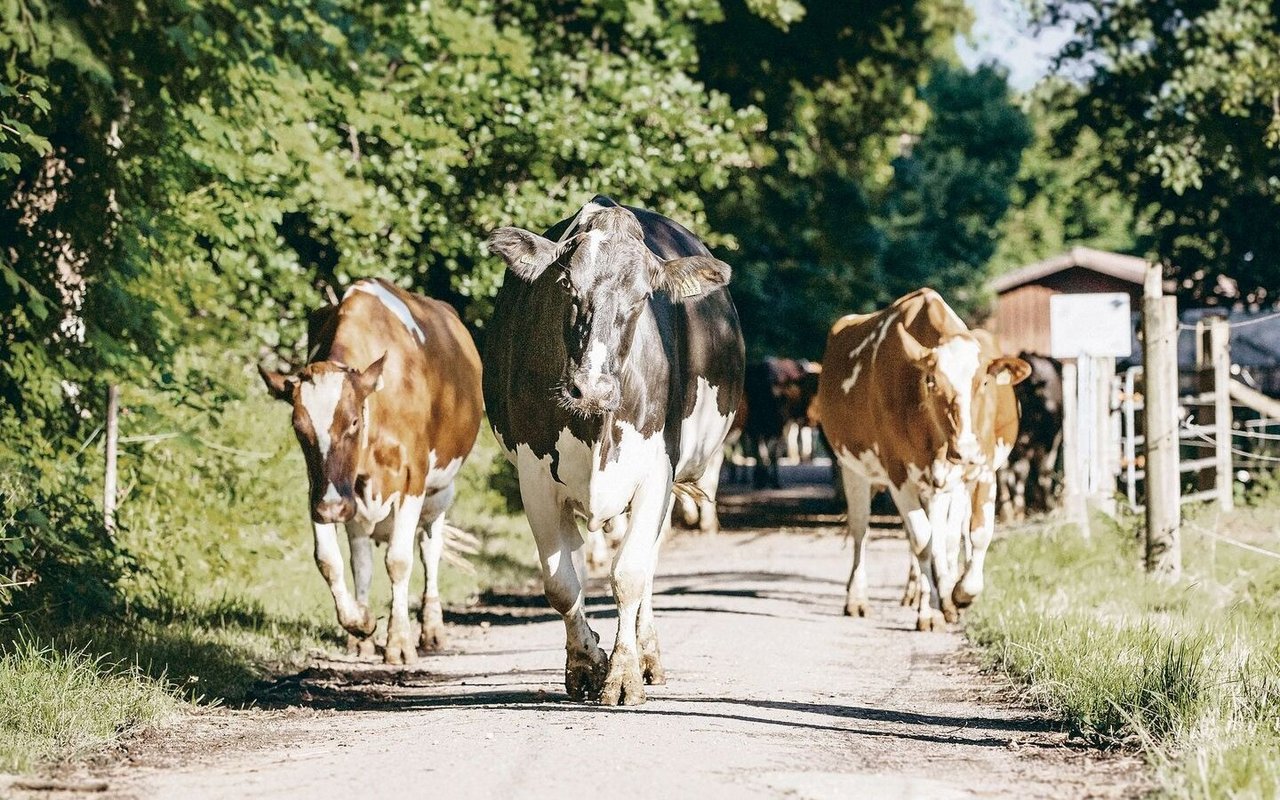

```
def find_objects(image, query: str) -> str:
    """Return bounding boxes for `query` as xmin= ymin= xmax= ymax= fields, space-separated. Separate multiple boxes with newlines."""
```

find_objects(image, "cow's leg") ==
xmin=901 ymin=559 xmax=921 ymax=607
xmin=696 ymin=447 xmax=725 ymax=535
xmin=418 ymin=485 xmax=453 ymax=652
xmin=602 ymin=473 xmax=672 ymax=706
xmin=313 ymin=522 xmax=376 ymax=640
xmin=955 ymin=479 xmax=996 ymax=607
xmin=344 ymin=522 xmax=377 ymax=657
xmin=840 ymin=468 xmax=872 ymax=617
xmin=384 ymin=493 xmax=425 ymax=665
xmin=1011 ymin=456 xmax=1031 ymax=520
xmin=893 ymin=490 xmax=943 ymax=632
xmin=637 ymin=507 xmax=673 ymax=685
xmin=768 ymin=437 xmax=784 ymax=488
xmin=928 ymin=488 xmax=962 ymax=624
xmin=522 ymin=475 xmax=606 ymax=702
xmin=585 ymin=528 xmax=611 ymax=573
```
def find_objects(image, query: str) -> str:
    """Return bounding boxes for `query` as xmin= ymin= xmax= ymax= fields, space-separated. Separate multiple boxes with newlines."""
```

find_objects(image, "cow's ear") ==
xmin=259 ymin=366 xmax=297 ymax=401
xmin=654 ymin=255 xmax=731 ymax=302
xmin=988 ymin=356 xmax=1031 ymax=386
xmin=487 ymin=227 xmax=560 ymax=282
xmin=356 ymin=354 xmax=387 ymax=396
xmin=895 ymin=324 xmax=932 ymax=367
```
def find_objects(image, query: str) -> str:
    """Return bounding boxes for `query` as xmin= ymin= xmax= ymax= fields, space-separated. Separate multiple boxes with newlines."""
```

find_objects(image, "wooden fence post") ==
xmin=104 ymin=384 xmax=120 ymax=535
xmin=1142 ymin=266 xmax=1180 ymax=578
xmin=1061 ymin=359 xmax=1089 ymax=536
xmin=1207 ymin=317 xmax=1234 ymax=511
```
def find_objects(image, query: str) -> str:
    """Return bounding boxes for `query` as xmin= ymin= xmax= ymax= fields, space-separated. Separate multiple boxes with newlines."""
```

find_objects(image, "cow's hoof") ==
xmin=843 ymin=599 xmax=869 ymax=617
xmin=565 ymin=648 xmax=609 ymax=702
xmin=384 ymin=631 xmax=419 ymax=665
xmin=419 ymin=625 xmax=448 ymax=652
xmin=640 ymin=638 xmax=665 ymax=685
xmin=942 ymin=605 xmax=960 ymax=624
xmin=346 ymin=634 xmax=377 ymax=658
xmin=601 ymin=652 xmax=645 ymax=706
xmin=900 ymin=587 xmax=920 ymax=607
xmin=952 ymin=586 xmax=977 ymax=609
xmin=420 ymin=600 xmax=448 ymax=652
xmin=341 ymin=607 xmax=377 ymax=638
xmin=916 ymin=613 xmax=943 ymax=632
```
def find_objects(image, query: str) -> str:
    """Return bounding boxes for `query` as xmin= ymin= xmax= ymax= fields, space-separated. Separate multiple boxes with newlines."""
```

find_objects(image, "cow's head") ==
xmin=488 ymin=205 xmax=730 ymax=416
xmin=896 ymin=324 xmax=990 ymax=470
xmin=259 ymin=357 xmax=386 ymax=524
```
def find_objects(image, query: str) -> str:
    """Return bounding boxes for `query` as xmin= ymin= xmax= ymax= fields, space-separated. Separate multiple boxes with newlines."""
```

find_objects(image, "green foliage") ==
xmin=876 ymin=63 xmax=1032 ymax=317
xmin=987 ymin=81 xmax=1144 ymax=275
xmin=1039 ymin=0 xmax=1280 ymax=305
xmin=696 ymin=2 xmax=1037 ymax=357
xmin=969 ymin=498 xmax=1280 ymax=797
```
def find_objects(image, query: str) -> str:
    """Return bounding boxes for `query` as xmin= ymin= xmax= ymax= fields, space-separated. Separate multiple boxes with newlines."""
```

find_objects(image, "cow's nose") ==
xmin=569 ymin=372 xmax=620 ymax=410
xmin=314 ymin=498 xmax=354 ymax=524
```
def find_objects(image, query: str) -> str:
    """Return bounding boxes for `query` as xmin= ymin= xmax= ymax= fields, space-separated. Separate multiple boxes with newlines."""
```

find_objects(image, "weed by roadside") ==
xmin=969 ymin=497 xmax=1280 ymax=798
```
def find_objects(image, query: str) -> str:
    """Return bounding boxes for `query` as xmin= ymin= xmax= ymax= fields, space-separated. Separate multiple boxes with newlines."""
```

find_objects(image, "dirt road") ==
xmin=91 ymin=476 xmax=1141 ymax=799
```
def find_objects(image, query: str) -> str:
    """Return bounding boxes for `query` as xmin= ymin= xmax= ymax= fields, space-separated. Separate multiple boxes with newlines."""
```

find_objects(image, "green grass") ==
xmin=968 ymin=490 xmax=1280 ymax=798
xmin=0 ymin=636 xmax=181 ymax=773
xmin=0 ymin=376 xmax=538 ymax=775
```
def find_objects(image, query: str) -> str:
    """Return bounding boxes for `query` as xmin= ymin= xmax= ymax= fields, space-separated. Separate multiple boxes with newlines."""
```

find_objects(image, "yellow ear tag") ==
xmin=996 ymin=372 xmax=1012 ymax=386
xmin=678 ymin=274 xmax=702 ymax=299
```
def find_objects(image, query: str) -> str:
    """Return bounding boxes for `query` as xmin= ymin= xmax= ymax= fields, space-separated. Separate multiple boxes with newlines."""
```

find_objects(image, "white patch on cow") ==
xmin=346 ymin=281 xmax=426 ymax=343
xmin=557 ymin=201 xmax=605 ymax=242
xmin=583 ymin=340 xmax=609 ymax=382
xmin=836 ymin=446 xmax=889 ymax=486
xmin=322 ymin=483 xmax=341 ymax=504
xmin=993 ymin=439 xmax=1014 ymax=471
xmin=424 ymin=450 xmax=464 ymax=493
xmin=676 ymin=377 xmax=732 ymax=477
xmin=841 ymin=311 xmax=899 ymax=393
xmin=299 ymin=371 xmax=346 ymax=458
xmin=934 ymin=336 xmax=982 ymax=457
xmin=514 ymin=422 xmax=668 ymax=533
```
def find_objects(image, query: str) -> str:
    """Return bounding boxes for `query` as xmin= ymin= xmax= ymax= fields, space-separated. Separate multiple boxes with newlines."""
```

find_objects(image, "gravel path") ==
xmin=85 ymin=475 xmax=1143 ymax=799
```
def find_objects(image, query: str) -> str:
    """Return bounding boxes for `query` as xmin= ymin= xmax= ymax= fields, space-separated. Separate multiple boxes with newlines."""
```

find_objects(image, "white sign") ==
xmin=1049 ymin=293 xmax=1133 ymax=358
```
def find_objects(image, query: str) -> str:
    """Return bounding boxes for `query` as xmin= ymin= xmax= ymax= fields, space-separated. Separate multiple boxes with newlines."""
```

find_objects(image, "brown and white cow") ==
xmin=260 ymin=278 xmax=483 ymax=664
xmin=815 ymin=289 xmax=1026 ymax=630
xmin=902 ymin=329 xmax=1029 ymax=609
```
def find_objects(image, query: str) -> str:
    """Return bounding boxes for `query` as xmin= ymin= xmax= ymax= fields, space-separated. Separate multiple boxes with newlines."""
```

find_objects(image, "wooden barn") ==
xmin=987 ymin=247 xmax=1150 ymax=356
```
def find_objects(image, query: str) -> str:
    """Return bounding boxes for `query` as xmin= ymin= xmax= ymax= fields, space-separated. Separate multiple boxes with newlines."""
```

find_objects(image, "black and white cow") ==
xmin=484 ymin=196 xmax=744 ymax=705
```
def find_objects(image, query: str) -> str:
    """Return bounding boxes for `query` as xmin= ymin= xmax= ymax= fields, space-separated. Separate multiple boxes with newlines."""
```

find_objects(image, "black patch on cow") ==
xmin=484 ymin=196 xmax=744 ymax=487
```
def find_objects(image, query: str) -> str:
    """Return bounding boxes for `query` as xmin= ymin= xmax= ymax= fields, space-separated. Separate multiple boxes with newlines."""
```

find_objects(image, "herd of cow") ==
xmin=259 ymin=197 xmax=1067 ymax=706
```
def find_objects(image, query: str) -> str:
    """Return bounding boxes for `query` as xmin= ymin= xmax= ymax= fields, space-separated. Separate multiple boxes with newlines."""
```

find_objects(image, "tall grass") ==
xmin=0 ymin=637 xmax=181 ymax=773
xmin=969 ymin=495 xmax=1280 ymax=798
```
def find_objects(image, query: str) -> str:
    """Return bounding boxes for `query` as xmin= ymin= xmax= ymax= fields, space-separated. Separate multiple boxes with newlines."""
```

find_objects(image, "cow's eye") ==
xmin=348 ymin=417 xmax=359 ymax=434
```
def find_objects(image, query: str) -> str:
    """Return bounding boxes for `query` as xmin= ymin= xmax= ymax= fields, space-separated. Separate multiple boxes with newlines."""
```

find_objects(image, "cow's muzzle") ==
xmin=564 ymin=370 xmax=621 ymax=414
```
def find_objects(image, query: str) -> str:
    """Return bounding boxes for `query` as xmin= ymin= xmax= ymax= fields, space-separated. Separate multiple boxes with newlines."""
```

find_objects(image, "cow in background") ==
xmin=741 ymin=357 xmax=821 ymax=488
xmin=998 ymin=352 xmax=1063 ymax=520
xmin=484 ymin=196 xmax=744 ymax=705
xmin=816 ymin=289 xmax=1028 ymax=630
xmin=260 ymin=279 xmax=483 ymax=664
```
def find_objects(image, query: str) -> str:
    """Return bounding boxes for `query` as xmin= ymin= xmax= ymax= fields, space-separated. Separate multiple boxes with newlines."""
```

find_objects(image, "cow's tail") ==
xmin=672 ymin=481 xmax=708 ymax=507
xmin=441 ymin=524 xmax=480 ymax=574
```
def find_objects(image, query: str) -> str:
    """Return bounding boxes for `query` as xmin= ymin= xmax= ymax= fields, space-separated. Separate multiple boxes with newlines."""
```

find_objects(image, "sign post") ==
xmin=1050 ymin=292 xmax=1133 ymax=535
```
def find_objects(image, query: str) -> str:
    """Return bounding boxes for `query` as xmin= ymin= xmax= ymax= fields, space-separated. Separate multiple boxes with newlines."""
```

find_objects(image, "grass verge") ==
xmin=968 ymin=492 xmax=1280 ymax=798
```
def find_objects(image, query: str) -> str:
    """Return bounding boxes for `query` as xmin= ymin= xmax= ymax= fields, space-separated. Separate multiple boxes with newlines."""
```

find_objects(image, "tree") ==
xmin=988 ymin=80 xmax=1144 ymax=275
xmin=0 ymin=0 xmax=762 ymax=608
xmin=876 ymin=63 xmax=1033 ymax=318
xmin=697 ymin=0 xmax=973 ymax=359
xmin=1039 ymin=0 xmax=1280 ymax=306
